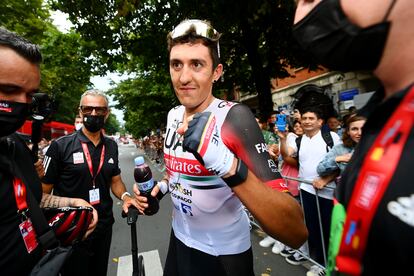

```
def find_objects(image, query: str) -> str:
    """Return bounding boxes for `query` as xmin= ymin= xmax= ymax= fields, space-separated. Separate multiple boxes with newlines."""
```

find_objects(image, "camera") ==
xmin=31 ymin=93 xmax=55 ymax=121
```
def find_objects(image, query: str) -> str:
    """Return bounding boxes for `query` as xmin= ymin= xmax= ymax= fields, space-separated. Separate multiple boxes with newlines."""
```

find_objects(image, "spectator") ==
xmin=293 ymin=0 xmax=413 ymax=275
xmin=317 ymin=116 xmax=366 ymax=177
xmin=0 ymin=26 xmax=97 ymax=276
xmin=326 ymin=116 xmax=343 ymax=137
xmin=255 ymin=114 xmax=279 ymax=160
xmin=74 ymin=114 xmax=83 ymax=131
xmin=285 ymin=107 xmax=341 ymax=274
xmin=42 ymin=89 xmax=139 ymax=276
xmin=134 ymin=19 xmax=307 ymax=276
xmin=278 ymin=119 xmax=304 ymax=198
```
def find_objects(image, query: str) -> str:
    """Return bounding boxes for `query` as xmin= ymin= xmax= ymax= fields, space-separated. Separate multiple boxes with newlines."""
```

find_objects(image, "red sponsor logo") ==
xmin=164 ymin=154 xmax=212 ymax=176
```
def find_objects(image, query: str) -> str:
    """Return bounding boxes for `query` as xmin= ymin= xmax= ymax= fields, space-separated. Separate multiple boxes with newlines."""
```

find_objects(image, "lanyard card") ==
xmin=19 ymin=219 xmax=38 ymax=253
xmin=89 ymin=188 xmax=100 ymax=205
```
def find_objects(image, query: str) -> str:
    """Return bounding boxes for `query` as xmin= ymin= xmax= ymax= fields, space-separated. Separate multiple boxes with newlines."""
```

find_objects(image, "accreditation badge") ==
xmin=89 ymin=188 xmax=100 ymax=205
xmin=19 ymin=219 xmax=38 ymax=253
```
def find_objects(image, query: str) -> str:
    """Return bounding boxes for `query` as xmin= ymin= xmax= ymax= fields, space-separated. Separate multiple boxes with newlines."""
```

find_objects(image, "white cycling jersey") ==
xmin=163 ymin=98 xmax=251 ymax=256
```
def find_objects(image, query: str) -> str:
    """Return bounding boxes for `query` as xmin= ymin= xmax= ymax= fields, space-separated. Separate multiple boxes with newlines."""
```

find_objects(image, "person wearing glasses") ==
xmin=134 ymin=19 xmax=308 ymax=276
xmin=0 ymin=26 xmax=98 ymax=276
xmin=42 ymin=89 xmax=139 ymax=276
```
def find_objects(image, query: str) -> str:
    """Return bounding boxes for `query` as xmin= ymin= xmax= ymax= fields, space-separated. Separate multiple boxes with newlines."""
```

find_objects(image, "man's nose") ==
xmin=179 ymin=65 xmax=192 ymax=84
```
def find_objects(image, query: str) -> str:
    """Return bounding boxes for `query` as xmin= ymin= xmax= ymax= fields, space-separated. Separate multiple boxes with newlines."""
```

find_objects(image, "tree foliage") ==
xmin=1 ymin=1 xmax=95 ymax=124
xmin=108 ymin=70 xmax=177 ymax=138
xmin=51 ymin=0 xmax=315 ymax=133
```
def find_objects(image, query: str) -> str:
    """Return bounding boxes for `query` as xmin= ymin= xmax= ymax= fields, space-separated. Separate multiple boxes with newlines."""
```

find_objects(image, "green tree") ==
xmin=108 ymin=70 xmax=177 ymax=138
xmin=104 ymin=113 xmax=121 ymax=135
xmin=51 ymin=0 xmax=314 ymax=125
xmin=1 ymin=1 xmax=95 ymax=124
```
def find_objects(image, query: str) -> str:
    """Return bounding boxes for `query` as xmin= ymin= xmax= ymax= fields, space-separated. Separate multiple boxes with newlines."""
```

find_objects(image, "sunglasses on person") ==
xmin=79 ymin=105 xmax=108 ymax=115
xmin=170 ymin=19 xmax=221 ymax=57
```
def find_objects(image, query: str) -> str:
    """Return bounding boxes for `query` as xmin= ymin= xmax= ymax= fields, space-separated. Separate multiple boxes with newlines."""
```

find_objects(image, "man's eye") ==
xmin=171 ymin=62 xmax=182 ymax=69
xmin=193 ymin=62 xmax=202 ymax=68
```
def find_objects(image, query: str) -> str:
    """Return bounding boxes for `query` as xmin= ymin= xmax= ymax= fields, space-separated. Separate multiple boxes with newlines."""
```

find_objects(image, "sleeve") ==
xmin=286 ymin=133 xmax=298 ymax=157
xmin=221 ymin=104 xmax=288 ymax=192
xmin=267 ymin=132 xmax=279 ymax=145
xmin=112 ymin=142 xmax=121 ymax=176
xmin=316 ymin=144 xmax=341 ymax=176
xmin=41 ymin=140 xmax=61 ymax=185
xmin=331 ymin=131 xmax=342 ymax=146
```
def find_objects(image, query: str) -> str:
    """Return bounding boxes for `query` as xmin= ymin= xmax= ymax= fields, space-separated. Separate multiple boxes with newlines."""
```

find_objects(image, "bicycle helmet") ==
xmin=43 ymin=206 xmax=93 ymax=246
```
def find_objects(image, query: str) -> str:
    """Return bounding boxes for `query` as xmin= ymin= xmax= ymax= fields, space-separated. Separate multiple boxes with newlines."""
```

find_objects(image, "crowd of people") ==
xmin=1 ymin=0 xmax=413 ymax=275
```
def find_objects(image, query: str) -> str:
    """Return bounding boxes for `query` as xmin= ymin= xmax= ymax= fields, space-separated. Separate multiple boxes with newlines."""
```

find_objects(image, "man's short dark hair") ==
xmin=0 ymin=27 xmax=42 ymax=64
xmin=301 ymin=106 xmax=323 ymax=120
xmin=167 ymin=23 xmax=221 ymax=70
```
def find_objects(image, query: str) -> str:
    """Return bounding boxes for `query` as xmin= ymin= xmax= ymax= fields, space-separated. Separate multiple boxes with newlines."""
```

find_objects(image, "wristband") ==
xmin=223 ymin=158 xmax=248 ymax=188
xmin=121 ymin=192 xmax=131 ymax=201
xmin=157 ymin=181 xmax=169 ymax=195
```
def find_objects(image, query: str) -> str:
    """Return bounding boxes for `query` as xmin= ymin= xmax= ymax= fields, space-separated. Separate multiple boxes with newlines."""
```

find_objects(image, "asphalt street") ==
xmin=107 ymin=143 xmax=308 ymax=276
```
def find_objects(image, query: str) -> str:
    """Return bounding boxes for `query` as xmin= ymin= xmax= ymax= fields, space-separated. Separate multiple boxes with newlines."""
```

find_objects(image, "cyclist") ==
xmin=134 ymin=19 xmax=308 ymax=276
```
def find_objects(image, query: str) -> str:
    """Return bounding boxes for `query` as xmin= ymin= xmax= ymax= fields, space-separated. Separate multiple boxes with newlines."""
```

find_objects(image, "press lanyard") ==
xmin=13 ymin=177 xmax=28 ymax=214
xmin=81 ymin=142 xmax=105 ymax=188
xmin=335 ymin=86 xmax=414 ymax=275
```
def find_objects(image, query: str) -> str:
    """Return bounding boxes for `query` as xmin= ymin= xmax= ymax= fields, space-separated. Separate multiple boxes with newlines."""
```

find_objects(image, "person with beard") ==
xmin=42 ymin=89 xmax=138 ymax=276
xmin=0 ymin=27 xmax=98 ymax=276
xmin=294 ymin=0 xmax=414 ymax=275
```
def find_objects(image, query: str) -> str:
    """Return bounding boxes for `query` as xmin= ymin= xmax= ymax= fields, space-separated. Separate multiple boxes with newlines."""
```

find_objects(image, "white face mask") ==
xmin=75 ymin=123 xmax=83 ymax=131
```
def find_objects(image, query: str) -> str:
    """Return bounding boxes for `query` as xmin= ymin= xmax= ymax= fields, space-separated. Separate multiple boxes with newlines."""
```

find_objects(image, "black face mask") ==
xmin=293 ymin=0 xmax=396 ymax=72
xmin=0 ymin=100 xmax=29 ymax=137
xmin=83 ymin=115 xmax=105 ymax=133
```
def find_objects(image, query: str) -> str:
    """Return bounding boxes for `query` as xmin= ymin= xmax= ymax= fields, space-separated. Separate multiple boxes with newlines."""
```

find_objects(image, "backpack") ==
xmin=295 ymin=130 xmax=334 ymax=162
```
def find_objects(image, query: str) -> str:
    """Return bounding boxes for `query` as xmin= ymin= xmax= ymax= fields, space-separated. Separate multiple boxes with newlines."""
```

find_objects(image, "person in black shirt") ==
xmin=293 ymin=0 xmax=414 ymax=275
xmin=0 ymin=27 xmax=97 ymax=276
xmin=42 ymin=89 xmax=139 ymax=276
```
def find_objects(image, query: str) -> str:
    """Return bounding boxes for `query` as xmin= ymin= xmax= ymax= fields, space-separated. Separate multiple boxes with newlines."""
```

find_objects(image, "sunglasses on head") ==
xmin=170 ymin=19 xmax=221 ymax=58
xmin=80 ymin=106 xmax=108 ymax=115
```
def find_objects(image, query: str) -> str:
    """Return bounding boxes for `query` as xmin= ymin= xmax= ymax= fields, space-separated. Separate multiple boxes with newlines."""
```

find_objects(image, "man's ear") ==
xmin=213 ymin=64 xmax=223 ymax=82
xmin=317 ymin=118 xmax=324 ymax=127
xmin=105 ymin=109 xmax=111 ymax=121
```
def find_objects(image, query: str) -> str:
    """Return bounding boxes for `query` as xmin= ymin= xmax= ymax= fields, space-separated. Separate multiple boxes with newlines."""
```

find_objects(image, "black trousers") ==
xmin=301 ymin=190 xmax=333 ymax=266
xmin=61 ymin=225 xmax=112 ymax=276
xmin=164 ymin=230 xmax=255 ymax=276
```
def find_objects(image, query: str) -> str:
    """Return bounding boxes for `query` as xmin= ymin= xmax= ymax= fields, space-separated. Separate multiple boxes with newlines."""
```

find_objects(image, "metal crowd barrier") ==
xmin=247 ymin=175 xmax=335 ymax=271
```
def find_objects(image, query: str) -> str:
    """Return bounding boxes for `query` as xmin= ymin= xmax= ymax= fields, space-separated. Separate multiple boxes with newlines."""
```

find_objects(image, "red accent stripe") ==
xmin=198 ymin=115 xmax=216 ymax=158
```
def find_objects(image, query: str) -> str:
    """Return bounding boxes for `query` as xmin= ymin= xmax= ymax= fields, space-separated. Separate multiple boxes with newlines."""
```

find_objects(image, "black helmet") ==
xmin=43 ymin=206 xmax=93 ymax=246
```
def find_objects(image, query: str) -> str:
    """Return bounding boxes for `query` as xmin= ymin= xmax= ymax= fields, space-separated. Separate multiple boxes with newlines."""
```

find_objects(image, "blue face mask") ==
xmin=293 ymin=0 xmax=396 ymax=71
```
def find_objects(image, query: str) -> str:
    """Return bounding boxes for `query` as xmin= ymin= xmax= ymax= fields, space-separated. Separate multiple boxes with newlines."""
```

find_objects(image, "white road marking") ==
xmin=117 ymin=250 xmax=163 ymax=276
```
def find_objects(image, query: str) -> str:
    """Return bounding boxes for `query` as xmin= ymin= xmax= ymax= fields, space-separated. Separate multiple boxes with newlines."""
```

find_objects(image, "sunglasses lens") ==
xmin=81 ymin=106 xmax=107 ymax=115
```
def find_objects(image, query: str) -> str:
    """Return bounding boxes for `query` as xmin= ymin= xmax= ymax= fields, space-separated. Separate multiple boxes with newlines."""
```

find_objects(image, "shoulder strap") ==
xmin=295 ymin=136 xmax=302 ymax=154
xmin=321 ymin=130 xmax=334 ymax=151
xmin=295 ymin=136 xmax=302 ymax=161
xmin=9 ymin=138 xmax=58 ymax=250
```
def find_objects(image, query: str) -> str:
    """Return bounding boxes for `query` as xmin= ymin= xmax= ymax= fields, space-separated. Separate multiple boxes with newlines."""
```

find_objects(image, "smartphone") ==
xmin=276 ymin=114 xmax=287 ymax=132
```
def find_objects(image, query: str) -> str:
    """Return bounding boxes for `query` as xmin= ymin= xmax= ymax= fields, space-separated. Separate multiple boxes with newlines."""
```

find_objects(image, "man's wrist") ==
xmin=121 ymin=191 xmax=131 ymax=201
xmin=222 ymin=158 xmax=248 ymax=188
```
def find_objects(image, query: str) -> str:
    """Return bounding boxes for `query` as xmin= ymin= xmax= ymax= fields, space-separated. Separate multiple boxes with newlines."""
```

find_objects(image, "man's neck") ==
xmin=82 ymin=128 xmax=101 ymax=146
xmin=304 ymin=128 xmax=320 ymax=138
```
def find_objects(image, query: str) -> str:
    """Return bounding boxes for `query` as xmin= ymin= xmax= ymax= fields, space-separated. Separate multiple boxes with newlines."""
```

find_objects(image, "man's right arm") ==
xmin=181 ymin=111 xmax=308 ymax=249
xmin=230 ymin=167 xmax=307 ymax=249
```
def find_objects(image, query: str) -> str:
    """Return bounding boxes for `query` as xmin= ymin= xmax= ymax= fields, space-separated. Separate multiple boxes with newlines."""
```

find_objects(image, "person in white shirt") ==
xmin=285 ymin=106 xmax=341 ymax=269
